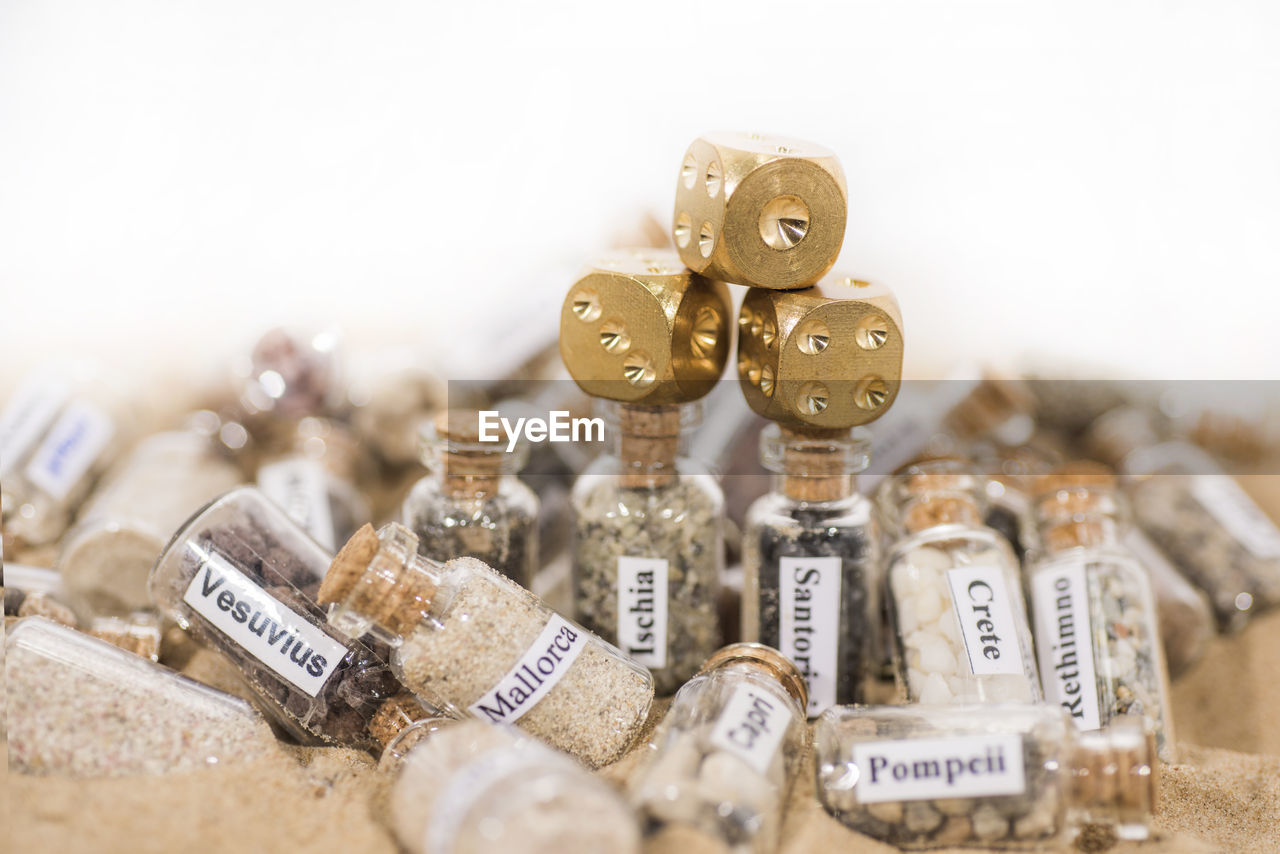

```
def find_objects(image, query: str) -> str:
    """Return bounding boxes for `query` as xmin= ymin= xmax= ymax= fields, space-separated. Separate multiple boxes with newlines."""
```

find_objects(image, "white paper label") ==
xmin=780 ymin=555 xmax=842 ymax=716
xmin=469 ymin=614 xmax=588 ymax=725
xmin=258 ymin=458 xmax=336 ymax=551
xmin=182 ymin=550 xmax=347 ymax=697
xmin=1191 ymin=475 xmax=1280 ymax=559
xmin=23 ymin=402 xmax=114 ymax=500
xmin=853 ymin=733 xmax=1026 ymax=803
xmin=1030 ymin=562 xmax=1102 ymax=731
xmin=708 ymin=683 xmax=790 ymax=775
xmin=945 ymin=566 xmax=1026 ymax=676
xmin=0 ymin=376 xmax=70 ymax=479
xmin=616 ymin=556 xmax=668 ymax=669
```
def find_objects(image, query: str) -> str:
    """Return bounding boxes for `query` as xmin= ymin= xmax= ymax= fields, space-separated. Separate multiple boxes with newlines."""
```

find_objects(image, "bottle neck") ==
xmin=438 ymin=453 xmax=508 ymax=500
xmin=606 ymin=402 xmax=691 ymax=489
xmin=1034 ymin=488 xmax=1126 ymax=555
xmin=761 ymin=424 xmax=870 ymax=504
xmin=879 ymin=460 xmax=987 ymax=537
xmin=1067 ymin=721 xmax=1158 ymax=837
xmin=371 ymin=692 xmax=456 ymax=770
xmin=699 ymin=642 xmax=808 ymax=710
xmin=320 ymin=524 xmax=453 ymax=645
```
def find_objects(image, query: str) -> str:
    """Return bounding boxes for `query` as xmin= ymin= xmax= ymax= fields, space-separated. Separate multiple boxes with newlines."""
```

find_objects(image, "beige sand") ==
xmin=10 ymin=611 xmax=1280 ymax=853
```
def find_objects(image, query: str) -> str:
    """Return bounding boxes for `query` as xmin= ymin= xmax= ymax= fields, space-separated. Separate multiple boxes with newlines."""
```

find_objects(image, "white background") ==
xmin=3 ymin=1 xmax=1278 ymax=394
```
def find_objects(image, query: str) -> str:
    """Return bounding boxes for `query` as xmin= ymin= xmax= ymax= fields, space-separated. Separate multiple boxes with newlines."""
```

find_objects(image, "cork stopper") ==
xmin=773 ymin=426 xmax=862 ymax=502
xmin=699 ymin=642 xmax=809 ymax=710
xmin=903 ymin=496 xmax=984 ymax=533
xmin=616 ymin=403 xmax=682 ymax=488
xmin=429 ymin=409 xmax=514 ymax=499
xmin=1034 ymin=462 xmax=1123 ymax=552
xmin=889 ymin=458 xmax=985 ymax=534
xmin=320 ymin=524 xmax=441 ymax=638
xmin=368 ymin=691 xmax=436 ymax=749
xmin=1069 ymin=720 xmax=1159 ymax=832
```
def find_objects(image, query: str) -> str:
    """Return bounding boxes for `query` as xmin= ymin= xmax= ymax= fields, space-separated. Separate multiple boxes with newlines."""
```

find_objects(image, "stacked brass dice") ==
xmin=671 ymin=131 xmax=904 ymax=435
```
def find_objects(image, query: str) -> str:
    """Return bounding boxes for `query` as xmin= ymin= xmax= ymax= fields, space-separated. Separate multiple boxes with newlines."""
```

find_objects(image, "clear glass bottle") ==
xmin=386 ymin=717 xmax=641 ymax=854
xmin=320 ymin=521 xmax=654 ymax=768
xmin=6 ymin=616 xmax=281 ymax=777
xmin=814 ymin=704 xmax=1158 ymax=849
xmin=1088 ymin=405 xmax=1280 ymax=630
xmin=401 ymin=409 xmax=539 ymax=588
xmin=1 ymin=372 xmax=118 ymax=548
xmin=571 ymin=400 xmax=723 ymax=695
xmin=1027 ymin=464 xmax=1176 ymax=762
xmin=149 ymin=486 xmax=402 ymax=750
xmin=741 ymin=425 xmax=880 ymax=716
xmin=877 ymin=459 xmax=1041 ymax=705
xmin=58 ymin=429 xmax=244 ymax=615
xmin=3 ymin=563 xmax=79 ymax=626
xmin=630 ymin=643 xmax=809 ymax=854
xmin=256 ymin=416 xmax=370 ymax=552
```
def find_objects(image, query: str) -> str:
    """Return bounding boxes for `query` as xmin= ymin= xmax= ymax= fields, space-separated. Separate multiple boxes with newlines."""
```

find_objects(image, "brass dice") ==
xmin=673 ymin=132 xmax=847 ymax=290
xmin=560 ymin=248 xmax=732 ymax=405
xmin=737 ymin=274 xmax=904 ymax=430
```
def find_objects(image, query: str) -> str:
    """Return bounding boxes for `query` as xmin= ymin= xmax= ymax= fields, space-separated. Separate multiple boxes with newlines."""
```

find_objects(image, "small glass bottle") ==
xmin=571 ymin=400 xmax=723 ymax=695
xmin=1027 ymin=464 xmax=1176 ymax=761
xmin=401 ymin=409 xmax=539 ymax=588
xmin=630 ymin=643 xmax=809 ymax=854
xmin=149 ymin=486 xmax=402 ymax=750
xmin=256 ymin=416 xmax=370 ymax=552
xmin=58 ymin=429 xmax=244 ymax=615
xmin=877 ymin=459 xmax=1041 ymax=705
xmin=6 ymin=616 xmax=281 ymax=777
xmin=741 ymin=425 xmax=880 ymax=716
xmin=1088 ymin=405 xmax=1280 ymax=630
xmin=1 ymin=374 xmax=118 ymax=548
xmin=385 ymin=716 xmax=641 ymax=854
xmin=815 ymin=704 xmax=1158 ymax=849
xmin=3 ymin=563 xmax=79 ymax=626
xmin=320 ymin=521 xmax=654 ymax=768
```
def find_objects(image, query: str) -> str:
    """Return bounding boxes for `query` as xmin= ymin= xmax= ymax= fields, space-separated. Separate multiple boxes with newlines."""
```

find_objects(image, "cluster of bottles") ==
xmin=6 ymin=134 xmax=1280 ymax=854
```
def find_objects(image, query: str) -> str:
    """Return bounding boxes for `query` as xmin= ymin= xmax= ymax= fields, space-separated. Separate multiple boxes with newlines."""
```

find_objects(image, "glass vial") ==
xmin=571 ymin=400 xmax=723 ymax=695
xmin=815 ymin=703 xmax=1158 ymax=849
xmin=0 ymin=374 xmax=117 ymax=548
xmin=630 ymin=643 xmax=809 ymax=854
xmin=877 ymin=460 xmax=1041 ymax=704
xmin=401 ymin=409 xmax=539 ymax=588
xmin=6 ymin=616 xmax=281 ymax=777
xmin=1028 ymin=464 xmax=1177 ymax=762
xmin=58 ymin=429 xmax=243 ymax=615
xmin=1089 ymin=406 xmax=1280 ymax=630
xmin=741 ymin=425 xmax=880 ymax=716
xmin=256 ymin=416 xmax=370 ymax=552
xmin=320 ymin=521 xmax=654 ymax=768
xmin=387 ymin=717 xmax=641 ymax=854
xmin=149 ymin=486 xmax=401 ymax=750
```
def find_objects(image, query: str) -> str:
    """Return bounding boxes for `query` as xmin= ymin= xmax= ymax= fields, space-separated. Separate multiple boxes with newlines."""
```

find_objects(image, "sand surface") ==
xmin=10 ymin=609 xmax=1280 ymax=854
